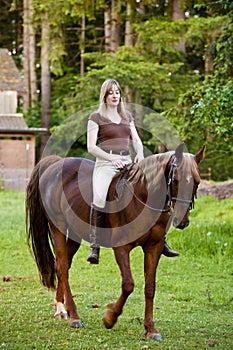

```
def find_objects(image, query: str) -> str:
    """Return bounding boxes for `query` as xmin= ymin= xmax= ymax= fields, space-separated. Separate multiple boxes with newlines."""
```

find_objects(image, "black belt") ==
xmin=103 ymin=149 xmax=130 ymax=156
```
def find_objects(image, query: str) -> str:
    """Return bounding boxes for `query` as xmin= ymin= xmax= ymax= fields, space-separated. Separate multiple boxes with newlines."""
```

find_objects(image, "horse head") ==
xmin=168 ymin=143 xmax=206 ymax=229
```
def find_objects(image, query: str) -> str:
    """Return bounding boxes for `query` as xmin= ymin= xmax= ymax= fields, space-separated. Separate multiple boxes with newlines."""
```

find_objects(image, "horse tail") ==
xmin=26 ymin=155 xmax=61 ymax=290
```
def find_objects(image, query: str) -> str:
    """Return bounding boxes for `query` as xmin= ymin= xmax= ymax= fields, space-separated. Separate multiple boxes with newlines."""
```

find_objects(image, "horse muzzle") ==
xmin=173 ymin=216 xmax=190 ymax=230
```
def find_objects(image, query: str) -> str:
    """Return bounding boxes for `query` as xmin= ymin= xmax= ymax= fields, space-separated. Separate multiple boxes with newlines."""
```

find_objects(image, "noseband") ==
xmin=167 ymin=157 xmax=195 ymax=210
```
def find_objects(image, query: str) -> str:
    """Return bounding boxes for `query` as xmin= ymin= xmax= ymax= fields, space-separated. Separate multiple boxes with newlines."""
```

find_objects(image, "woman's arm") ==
xmin=130 ymin=121 xmax=144 ymax=163
xmin=87 ymin=120 xmax=110 ymax=159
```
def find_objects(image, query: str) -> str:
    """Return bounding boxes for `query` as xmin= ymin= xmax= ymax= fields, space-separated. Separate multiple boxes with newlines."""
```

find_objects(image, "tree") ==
xmin=80 ymin=14 xmax=85 ymax=77
xmin=191 ymin=80 xmax=233 ymax=141
xmin=40 ymin=13 xmax=51 ymax=156
xmin=165 ymin=2 xmax=233 ymax=180
xmin=0 ymin=0 xmax=23 ymax=54
xmin=125 ymin=1 xmax=135 ymax=47
xmin=172 ymin=0 xmax=186 ymax=53
xmin=104 ymin=0 xmax=121 ymax=54
xmin=185 ymin=16 xmax=226 ymax=74
xmin=23 ymin=0 xmax=37 ymax=112
xmin=23 ymin=0 xmax=30 ymax=111
xmin=3 ymin=0 xmax=232 ymax=179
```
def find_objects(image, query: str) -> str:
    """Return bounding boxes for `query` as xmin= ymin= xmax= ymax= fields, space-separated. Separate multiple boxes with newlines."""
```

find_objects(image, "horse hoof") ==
xmin=54 ymin=311 xmax=68 ymax=320
xmin=154 ymin=333 xmax=162 ymax=341
xmin=147 ymin=332 xmax=163 ymax=341
xmin=69 ymin=320 xmax=83 ymax=328
xmin=103 ymin=303 xmax=118 ymax=329
xmin=54 ymin=301 xmax=68 ymax=320
xmin=102 ymin=316 xmax=114 ymax=329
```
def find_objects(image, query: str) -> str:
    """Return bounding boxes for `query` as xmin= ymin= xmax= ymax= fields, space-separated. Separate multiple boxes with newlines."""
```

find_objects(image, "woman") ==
xmin=87 ymin=79 xmax=179 ymax=264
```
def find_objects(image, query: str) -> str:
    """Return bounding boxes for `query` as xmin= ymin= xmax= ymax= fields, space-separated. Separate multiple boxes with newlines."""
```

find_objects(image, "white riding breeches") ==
xmin=92 ymin=154 xmax=132 ymax=208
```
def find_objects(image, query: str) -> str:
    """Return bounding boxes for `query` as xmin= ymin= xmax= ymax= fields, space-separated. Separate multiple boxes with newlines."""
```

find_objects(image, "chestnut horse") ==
xmin=26 ymin=143 xmax=205 ymax=340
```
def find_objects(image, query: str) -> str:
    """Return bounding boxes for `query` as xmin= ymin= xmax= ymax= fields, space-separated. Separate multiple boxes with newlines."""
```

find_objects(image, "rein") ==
xmin=114 ymin=157 xmax=195 ymax=213
xmin=114 ymin=163 xmax=170 ymax=213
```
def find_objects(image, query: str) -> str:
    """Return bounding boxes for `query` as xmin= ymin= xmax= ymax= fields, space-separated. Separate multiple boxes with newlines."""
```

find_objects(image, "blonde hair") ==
xmin=97 ymin=79 xmax=128 ymax=120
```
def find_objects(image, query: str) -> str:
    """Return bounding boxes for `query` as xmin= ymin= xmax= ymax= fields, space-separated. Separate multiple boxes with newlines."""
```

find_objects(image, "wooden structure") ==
xmin=0 ymin=49 xmax=47 ymax=191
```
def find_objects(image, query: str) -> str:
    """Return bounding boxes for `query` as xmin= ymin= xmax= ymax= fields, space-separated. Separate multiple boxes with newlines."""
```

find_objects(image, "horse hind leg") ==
xmin=51 ymin=224 xmax=83 ymax=328
xmin=54 ymin=266 xmax=67 ymax=320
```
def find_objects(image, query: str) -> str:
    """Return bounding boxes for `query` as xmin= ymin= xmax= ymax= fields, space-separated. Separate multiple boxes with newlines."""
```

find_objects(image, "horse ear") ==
xmin=195 ymin=144 xmax=206 ymax=164
xmin=175 ymin=143 xmax=185 ymax=161
xmin=159 ymin=143 xmax=169 ymax=153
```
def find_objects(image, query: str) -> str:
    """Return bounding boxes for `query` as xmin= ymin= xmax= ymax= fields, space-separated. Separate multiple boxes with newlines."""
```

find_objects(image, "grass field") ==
xmin=0 ymin=190 xmax=232 ymax=349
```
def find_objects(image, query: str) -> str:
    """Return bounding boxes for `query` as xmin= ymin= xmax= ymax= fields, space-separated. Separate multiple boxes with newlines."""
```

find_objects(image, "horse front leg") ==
xmin=143 ymin=242 xmax=163 ymax=341
xmin=52 ymin=227 xmax=83 ymax=328
xmin=103 ymin=246 xmax=134 ymax=329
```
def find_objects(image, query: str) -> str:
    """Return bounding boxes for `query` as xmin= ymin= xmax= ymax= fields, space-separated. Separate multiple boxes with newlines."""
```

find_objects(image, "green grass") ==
xmin=0 ymin=190 xmax=233 ymax=349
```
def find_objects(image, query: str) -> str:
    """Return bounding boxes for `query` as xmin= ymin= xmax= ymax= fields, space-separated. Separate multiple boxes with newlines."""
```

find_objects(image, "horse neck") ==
xmin=125 ymin=153 xmax=173 ymax=210
xmin=138 ymin=153 xmax=173 ymax=194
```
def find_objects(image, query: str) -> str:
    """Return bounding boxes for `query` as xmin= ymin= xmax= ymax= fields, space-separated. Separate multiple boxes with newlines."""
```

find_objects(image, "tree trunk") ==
xmin=23 ymin=0 xmax=30 ymax=113
xmin=80 ymin=14 xmax=85 ymax=77
xmin=40 ymin=15 xmax=51 ymax=157
xmin=23 ymin=0 xmax=37 ymax=112
xmin=110 ymin=0 xmax=120 ymax=54
xmin=124 ymin=3 xmax=134 ymax=106
xmin=138 ymin=0 xmax=145 ymax=14
xmin=104 ymin=1 xmax=121 ymax=54
xmin=172 ymin=0 xmax=185 ymax=53
xmin=28 ymin=0 xmax=37 ymax=104
xmin=172 ymin=0 xmax=185 ymax=20
xmin=104 ymin=5 xmax=111 ymax=52
xmin=125 ymin=2 xmax=134 ymax=47
xmin=205 ymin=38 xmax=214 ymax=74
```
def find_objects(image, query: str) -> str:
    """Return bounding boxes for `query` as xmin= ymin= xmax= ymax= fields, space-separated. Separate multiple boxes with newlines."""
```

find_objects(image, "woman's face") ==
xmin=105 ymin=84 xmax=121 ymax=107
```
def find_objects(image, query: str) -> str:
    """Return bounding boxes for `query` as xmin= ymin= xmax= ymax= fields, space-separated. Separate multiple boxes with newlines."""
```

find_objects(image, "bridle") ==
xmin=114 ymin=156 xmax=196 ymax=213
xmin=166 ymin=157 xmax=195 ymax=211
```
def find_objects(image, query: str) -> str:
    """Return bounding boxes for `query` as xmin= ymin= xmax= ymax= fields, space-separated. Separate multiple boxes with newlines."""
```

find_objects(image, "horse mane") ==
xmin=136 ymin=152 xmax=173 ymax=192
xmin=128 ymin=151 xmax=200 ymax=193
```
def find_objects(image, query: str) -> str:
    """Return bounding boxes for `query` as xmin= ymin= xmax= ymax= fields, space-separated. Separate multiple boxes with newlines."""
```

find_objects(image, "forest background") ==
xmin=1 ymin=0 xmax=233 ymax=181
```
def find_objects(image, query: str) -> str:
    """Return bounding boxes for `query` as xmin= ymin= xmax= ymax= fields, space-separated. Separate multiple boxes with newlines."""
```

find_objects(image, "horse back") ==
xmin=62 ymin=157 xmax=95 ymax=215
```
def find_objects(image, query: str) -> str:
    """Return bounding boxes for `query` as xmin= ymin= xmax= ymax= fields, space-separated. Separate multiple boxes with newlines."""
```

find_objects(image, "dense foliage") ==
xmin=1 ymin=0 xmax=232 ymax=180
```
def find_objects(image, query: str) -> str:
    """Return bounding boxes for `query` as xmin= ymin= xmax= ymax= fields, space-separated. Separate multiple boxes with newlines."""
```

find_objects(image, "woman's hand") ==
xmin=111 ymin=159 xmax=126 ymax=169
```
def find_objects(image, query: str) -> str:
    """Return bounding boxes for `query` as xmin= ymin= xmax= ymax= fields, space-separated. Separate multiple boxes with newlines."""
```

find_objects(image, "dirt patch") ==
xmin=197 ymin=180 xmax=233 ymax=200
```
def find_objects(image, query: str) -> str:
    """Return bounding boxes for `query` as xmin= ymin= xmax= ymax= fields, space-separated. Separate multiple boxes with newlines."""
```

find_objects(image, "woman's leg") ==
xmin=88 ymin=159 xmax=117 ymax=264
xmin=88 ymin=155 xmax=132 ymax=264
xmin=87 ymin=204 xmax=105 ymax=264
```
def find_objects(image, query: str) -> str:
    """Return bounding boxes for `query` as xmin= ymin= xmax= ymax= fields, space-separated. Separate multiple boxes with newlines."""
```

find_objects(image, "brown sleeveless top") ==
xmin=88 ymin=112 xmax=133 ymax=151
